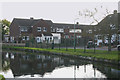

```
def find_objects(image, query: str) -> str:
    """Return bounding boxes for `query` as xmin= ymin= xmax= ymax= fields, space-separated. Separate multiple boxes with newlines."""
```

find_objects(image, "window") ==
xmin=64 ymin=35 xmax=69 ymax=38
xmin=69 ymin=29 xmax=82 ymax=33
xmin=45 ymin=37 xmax=46 ymax=40
xmin=50 ymin=37 xmax=52 ymax=40
xmin=20 ymin=26 xmax=28 ymax=32
xmin=77 ymin=36 xmax=81 ymax=38
xmin=51 ymin=28 xmax=56 ymax=32
xmin=43 ymin=27 xmax=47 ymax=32
xmin=37 ymin=27 xmax=41 ymax=32
xmin=56 ymin=28 xmax=64 ymax=32
xmin=88 ymin=30 xmax=92 ymax=33
xmin=54 ymin=37 xmax=58 ymax=39
xmin=26 ymin=36 xmax=29 ymax=40
xmin=37 ymin=37 xmax=39 ymax=40
xmin=22 ymin=36 xmax=29 ymax=40
xmin=110 ymin=24 xmax=116 ymax=29
xmin=10 ymin=37 xmax=14 ymax=42
xmin=98 ymin=36 xmax=102 ymax=39
xmin=22 ymin=36 xmax=25 ymax=40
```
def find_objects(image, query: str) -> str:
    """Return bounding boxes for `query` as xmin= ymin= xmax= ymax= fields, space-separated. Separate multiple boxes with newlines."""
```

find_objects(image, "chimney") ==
xmin=41 ymin=18 xmax=44 ymax=20
xmin=30 ymin=17 xmax=34 ymax=19
xmin=113 ymin=10 xmax=117 ymax=14
xmin=76 ymin=22 xmax=79 ymax=24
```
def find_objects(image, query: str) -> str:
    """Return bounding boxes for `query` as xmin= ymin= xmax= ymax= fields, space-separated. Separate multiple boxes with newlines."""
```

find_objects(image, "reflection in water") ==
xmin=0 ymin=52 xmax=120 ymax=78
xmin=0 ymin=53 xmax=2 ymax=71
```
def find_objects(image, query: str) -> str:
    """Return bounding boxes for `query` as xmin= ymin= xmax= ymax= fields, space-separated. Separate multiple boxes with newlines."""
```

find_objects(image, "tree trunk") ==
xmin=108 ymin=35 xmax=111 ymax=52
xmin=66 ymin=38 xmax=68 ymax=51
xmin=84 ymin=37 xmax=86 ymax=53
xmin=94 ymin=37 xmax=96 ymax=53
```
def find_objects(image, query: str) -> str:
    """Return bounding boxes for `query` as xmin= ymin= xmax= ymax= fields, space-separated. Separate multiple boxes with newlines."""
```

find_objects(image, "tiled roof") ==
xmin=52 ymin=23 xmax=91 ymax=29
xmin=12 ymin=18 xmax=53 ymax=27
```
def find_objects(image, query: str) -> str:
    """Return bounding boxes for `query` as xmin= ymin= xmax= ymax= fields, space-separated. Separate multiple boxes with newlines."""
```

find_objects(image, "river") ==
xmin=0 ymin=51 xmax=120 ymax=79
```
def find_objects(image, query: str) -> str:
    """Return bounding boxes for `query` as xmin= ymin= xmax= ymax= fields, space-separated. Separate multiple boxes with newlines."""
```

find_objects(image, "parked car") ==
xmin=117 ymin=45 xmax=120 ymax=51
xmin=87 ymin=41 xmax=94 ymax=48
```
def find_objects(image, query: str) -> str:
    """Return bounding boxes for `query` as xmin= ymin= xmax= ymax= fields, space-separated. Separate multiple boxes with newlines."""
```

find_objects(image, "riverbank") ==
xmin=2 ymin=46 xmax=120 ymax=65
xmin=0 ymin=74 xmax=5 ymax=80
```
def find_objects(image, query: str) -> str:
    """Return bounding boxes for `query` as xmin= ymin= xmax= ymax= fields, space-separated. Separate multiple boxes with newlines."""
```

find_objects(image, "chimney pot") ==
xmin=30 ymin=17 xmax=34 ymax=19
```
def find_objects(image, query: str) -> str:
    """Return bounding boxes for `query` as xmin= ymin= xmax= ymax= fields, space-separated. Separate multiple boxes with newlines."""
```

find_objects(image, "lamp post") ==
xmin=74 ymin=18 xmax=79 ymax=52
xmin=108 ymin=16 xmax=112 ymax=52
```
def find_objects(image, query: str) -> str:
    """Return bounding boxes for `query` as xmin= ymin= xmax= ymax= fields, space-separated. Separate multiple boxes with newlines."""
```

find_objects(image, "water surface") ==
xmin=0 ymin=51 xmax=119 ymax=78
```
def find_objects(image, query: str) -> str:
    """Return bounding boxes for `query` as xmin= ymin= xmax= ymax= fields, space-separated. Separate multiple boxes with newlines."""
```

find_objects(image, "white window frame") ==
xmin=88 ymin=29 xmax=92 ymax=33
xmin=20 ymin=26 xmax=28 ymax=32
xmin=69 ymin=29 xmax=82 ymax=33
xmin=56 ymin=28 xmax=64 ymax=32
xmin=22 ymin=36 xmax=25 ymax=40
xmin=43 ymin=27 xmax=47 ymax=32
xmin=51 ymin=28 xmax=56 ymax=32
xmin=26 ymin=36 xmax=29 ymax=40
xmin=37 ymin=27 xmax=41 ymax=32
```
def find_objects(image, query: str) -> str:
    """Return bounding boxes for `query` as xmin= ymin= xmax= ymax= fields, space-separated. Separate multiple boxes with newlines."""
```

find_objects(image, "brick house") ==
xmin=10 ymin=18 xmax=53 ymax=43
xmin=9 ymin=17 xmax=95 ymax=45
xmin=96 ymin=10 xmax=119 ymax=45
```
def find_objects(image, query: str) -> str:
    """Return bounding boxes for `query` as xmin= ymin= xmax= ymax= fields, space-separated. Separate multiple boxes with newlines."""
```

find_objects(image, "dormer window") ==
xmin=37 ymin=27 xmax=41 ymax=32
xmin=43 ymin=27 xmax=47 ymax=32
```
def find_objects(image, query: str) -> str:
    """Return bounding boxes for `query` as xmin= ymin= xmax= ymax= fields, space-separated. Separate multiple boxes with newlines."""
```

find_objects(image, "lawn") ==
xmin=3 ymin=46 xmax=119 ymax=61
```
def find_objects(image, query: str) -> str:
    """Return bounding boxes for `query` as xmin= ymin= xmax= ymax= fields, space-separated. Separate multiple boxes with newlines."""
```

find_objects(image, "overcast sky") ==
xmin=0 ymin=1 xmax=118 ymax=25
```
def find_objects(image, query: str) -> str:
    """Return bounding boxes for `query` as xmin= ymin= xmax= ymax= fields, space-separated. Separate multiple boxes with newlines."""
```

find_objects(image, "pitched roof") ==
xmin=98 ymin=13 xmax=119 ymax=26
xmin=12 ymin=18 xmax=53 ymax=27
xmin=52 ymin=23 xmax=91 ymax=29
xmin=13 ymin=18 xmax=40 ymax=26
xmin=44 ymin=20 xmax=53 ymax=26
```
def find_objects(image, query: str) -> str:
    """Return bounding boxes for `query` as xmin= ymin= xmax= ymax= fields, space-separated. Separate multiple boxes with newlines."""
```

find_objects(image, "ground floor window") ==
xmin=22 ymin=36 xmax=25 ymax=40
xmin=10 ymin=37 xmax=14 ymax=42
xmin=36 ymin=37 xmax=41 ymax=43
xmin=22 ymin=36 xmax=29 ymax=41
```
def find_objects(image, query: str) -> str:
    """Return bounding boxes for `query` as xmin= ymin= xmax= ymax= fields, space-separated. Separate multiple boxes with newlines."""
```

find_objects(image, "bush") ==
xmin=0 ymin=75 xmax=5 ymax=80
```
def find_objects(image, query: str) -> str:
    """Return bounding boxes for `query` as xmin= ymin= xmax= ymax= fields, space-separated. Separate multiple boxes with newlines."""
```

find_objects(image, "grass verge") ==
xmin=0 ymin=74 xmax=5 ymax=80
xmin=3 ymin=46 xmax=119 ymax=61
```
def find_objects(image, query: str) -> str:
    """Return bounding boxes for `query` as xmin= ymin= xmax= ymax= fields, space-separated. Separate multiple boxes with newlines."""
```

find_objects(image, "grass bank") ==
xmin=0 ymin=74 xmax=5 ymax=80
xmin=3 ymin=46 xmax=119 ymax=61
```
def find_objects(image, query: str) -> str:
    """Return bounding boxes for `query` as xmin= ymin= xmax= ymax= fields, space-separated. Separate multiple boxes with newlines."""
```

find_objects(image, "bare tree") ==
xmin=79 ymin=6 xmax=114 ymax=52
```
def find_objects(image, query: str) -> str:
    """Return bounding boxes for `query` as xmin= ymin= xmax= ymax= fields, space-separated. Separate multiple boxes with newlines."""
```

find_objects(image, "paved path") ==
xmin=55 ymin=46 xmax=117 ymax=51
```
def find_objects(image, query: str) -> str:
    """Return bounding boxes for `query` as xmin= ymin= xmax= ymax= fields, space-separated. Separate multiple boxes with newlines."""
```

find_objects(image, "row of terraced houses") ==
xmin=4 ymin=10 xmax=120 ymax=46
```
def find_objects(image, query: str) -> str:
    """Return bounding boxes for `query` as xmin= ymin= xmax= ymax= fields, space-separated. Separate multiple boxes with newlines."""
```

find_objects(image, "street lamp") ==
xmin=74 ymin=18 xmax=79 ymax=52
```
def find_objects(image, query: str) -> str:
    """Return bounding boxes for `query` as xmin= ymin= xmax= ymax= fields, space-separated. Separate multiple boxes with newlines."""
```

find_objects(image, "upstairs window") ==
xmin=51 ymin=28 xmax=56 ymax=32
xmin=37 ymin=27 xmax=41 ymax=32
xmin=43 ymin=27 xmax=47 ymax=32
xmin=88 ymin=29 xmax=92 ymax=33
xmin=69 ymin=29 xmax=81 ymax=33
xmin=20 ymin=26 xmax=28 ymax=32
xmin=56 ymin=28 xmax=64 ymax=32
xmin=98 ymin=35 xmax=102 ymax=39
